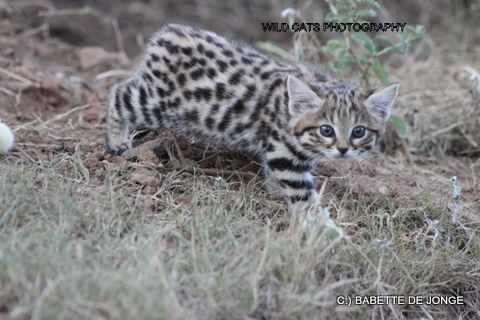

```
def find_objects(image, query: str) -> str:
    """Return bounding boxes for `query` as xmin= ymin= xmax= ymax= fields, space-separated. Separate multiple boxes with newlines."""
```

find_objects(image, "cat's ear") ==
xmin=364 ymin=84 xmax=399 ymax=122
xmin=287 ymin=75 xmax=324 ymax=116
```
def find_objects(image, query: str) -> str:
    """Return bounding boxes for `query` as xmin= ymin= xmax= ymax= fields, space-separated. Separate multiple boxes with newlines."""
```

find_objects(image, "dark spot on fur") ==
xmin=216 ymin=60 xmax=228 ymax=72
xmin=207 ymin=68 xmax=217 ymax=79
xmin=190 ymin=68 xmax=205 ymax=81
xmin=228 ymin=71 xmax=242 ymax=85
xmin=152 ymin=69 xmax=162 ymax=79
xmin=182 ymin=47 xmax=193 ymax=55
xmin=205 ymin=117 xmax=215 ymax=129
xmin=215 ymin=83 xmax=226 ymax=100
xmin=183 ymin=90 xmax=192 ymax=101
xmin=184 ymin=109 xmax=199 ymax=124
xmin=241 ymin=57 xmax=253 ymax=65
xmin=193 ymin=87 xmax=212 ymax=102
xmin=205 ymin=50 xmax=215 ymax=59
xmin=177 ymin=73 xmax=187 ymax=86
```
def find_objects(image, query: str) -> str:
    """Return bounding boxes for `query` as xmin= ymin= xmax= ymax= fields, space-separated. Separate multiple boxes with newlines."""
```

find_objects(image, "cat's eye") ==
xmin=319 ymin=125 xmax=335 ymax=137
xmin=352 ymin=126 xmax=366 ymax=138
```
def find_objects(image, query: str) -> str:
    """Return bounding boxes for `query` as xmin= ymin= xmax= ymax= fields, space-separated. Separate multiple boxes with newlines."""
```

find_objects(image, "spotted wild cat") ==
xmin=106 ymin=24 xmax=399 ymax=214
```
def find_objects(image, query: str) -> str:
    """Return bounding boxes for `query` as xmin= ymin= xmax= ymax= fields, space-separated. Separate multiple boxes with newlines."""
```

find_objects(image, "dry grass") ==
xmin=1 ymin=146 xmax=480 ymax=319
xmin=391 ymin=42 xmax=480 ymax=159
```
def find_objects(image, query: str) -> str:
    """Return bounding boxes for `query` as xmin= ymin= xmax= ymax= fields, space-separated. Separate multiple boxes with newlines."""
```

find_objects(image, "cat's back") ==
xmin=142 ymin=24 xmax=314 ymax=89
xmin=147 ymin=24 xmax=276 ymax=71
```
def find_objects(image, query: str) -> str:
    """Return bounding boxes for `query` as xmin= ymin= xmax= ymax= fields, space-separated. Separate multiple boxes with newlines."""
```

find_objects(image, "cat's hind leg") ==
xmin=106 ymin=84 xmax=134 ymax=156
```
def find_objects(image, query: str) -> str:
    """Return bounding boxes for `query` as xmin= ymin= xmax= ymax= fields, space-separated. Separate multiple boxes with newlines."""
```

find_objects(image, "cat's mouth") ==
xmin=324 ymin=151 xmax=356 ymax=161
xmin=335 ymin=154 xmax=354 ymax=161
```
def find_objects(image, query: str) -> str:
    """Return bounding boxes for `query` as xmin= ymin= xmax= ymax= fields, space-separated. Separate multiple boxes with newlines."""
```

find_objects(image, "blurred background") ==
xmin=2 ymin=0 xmax=478 ymax=59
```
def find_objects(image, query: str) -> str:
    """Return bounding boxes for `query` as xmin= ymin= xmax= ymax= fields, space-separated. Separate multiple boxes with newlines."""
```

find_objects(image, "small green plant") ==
xmin=260 ymin=0 xmax=425 ymax=87
xmin=322 ymin=0 xmax=425 ymax=86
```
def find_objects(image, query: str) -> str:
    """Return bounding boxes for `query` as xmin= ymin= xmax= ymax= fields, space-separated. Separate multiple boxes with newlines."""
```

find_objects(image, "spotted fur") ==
xmin=106 ymin=24 xmax=399 ymax=214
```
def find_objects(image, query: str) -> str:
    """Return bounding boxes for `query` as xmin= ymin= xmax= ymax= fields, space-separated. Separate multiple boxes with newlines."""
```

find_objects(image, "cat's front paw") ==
xmin=106 ymin=135 xmax=132 ymax=156
xmin=300 ymin=206 xmax=344 ymax=245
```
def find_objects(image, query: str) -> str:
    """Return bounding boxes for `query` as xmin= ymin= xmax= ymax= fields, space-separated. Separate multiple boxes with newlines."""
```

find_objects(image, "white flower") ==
xmin=0 ymin=122 xmax=14 ymax=153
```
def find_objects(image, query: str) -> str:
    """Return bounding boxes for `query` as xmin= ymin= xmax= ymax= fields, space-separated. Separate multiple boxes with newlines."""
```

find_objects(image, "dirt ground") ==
xmin=0 ymin=1 xmax=479 ymax=220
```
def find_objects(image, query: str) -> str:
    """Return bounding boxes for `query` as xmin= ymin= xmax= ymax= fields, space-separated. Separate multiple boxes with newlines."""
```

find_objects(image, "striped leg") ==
xmin=263 ymin=155 xmax=318 ymax=216
xmin=106 ymin=85 xmax=133 ymax=156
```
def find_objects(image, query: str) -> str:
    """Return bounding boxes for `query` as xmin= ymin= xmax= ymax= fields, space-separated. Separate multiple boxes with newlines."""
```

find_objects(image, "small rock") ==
xmin=129 ymin=173 xmax=161 ymax=186
xmin=97 ymin=169 xmax=119 ymax=181
xmin=83 ymin=106 xmax=100 ymax=122
xmin=137 ymin=150 xmax=160 ymax=166
xmin=378 ymin=185 xmax=389 ymax=195
xmin=77 ymin=46 xmax=120 ymax=70
xmin=0 ymin=37 xmax=17 ymax=47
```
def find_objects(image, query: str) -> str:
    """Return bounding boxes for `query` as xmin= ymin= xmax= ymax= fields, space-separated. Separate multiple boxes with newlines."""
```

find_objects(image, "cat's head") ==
xmin=287 ymin=75 xmax=398 ymax=161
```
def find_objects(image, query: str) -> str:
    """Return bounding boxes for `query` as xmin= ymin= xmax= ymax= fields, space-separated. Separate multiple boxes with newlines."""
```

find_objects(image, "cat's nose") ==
xmin=337 ymin=147 xmax=348 ymax=155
